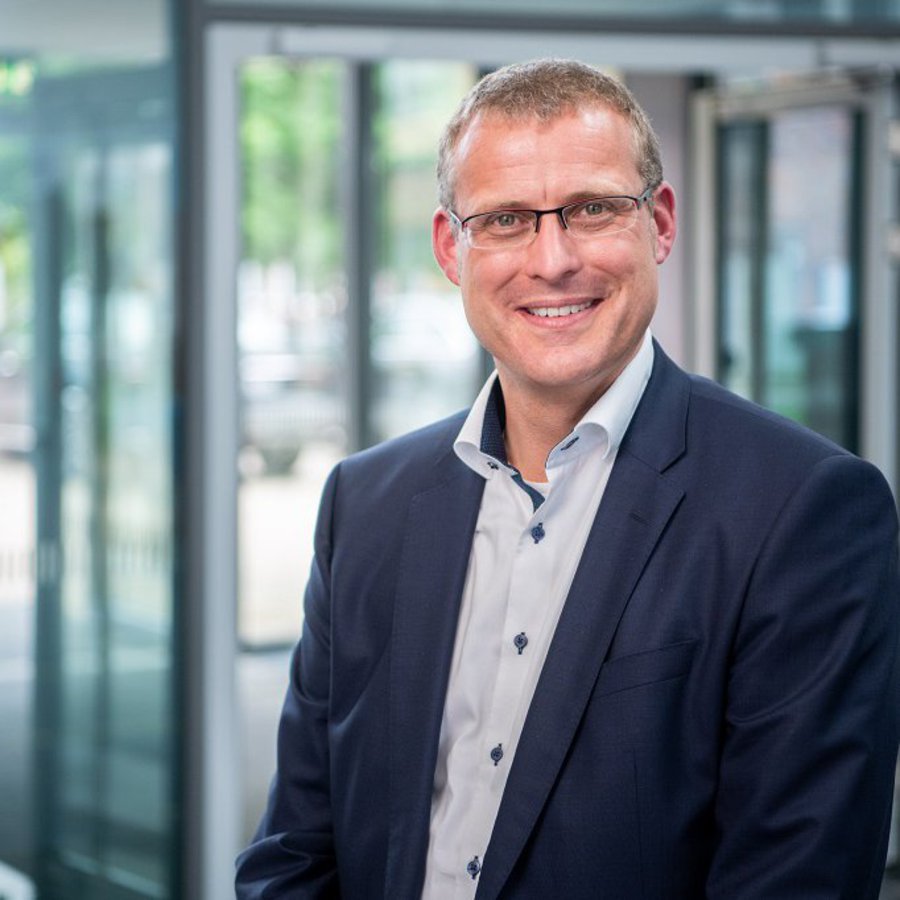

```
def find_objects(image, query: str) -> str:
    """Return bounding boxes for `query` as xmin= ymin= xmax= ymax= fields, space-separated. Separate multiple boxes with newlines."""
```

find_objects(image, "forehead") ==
xmin=451 ymin=106 xmax=641 ymax=205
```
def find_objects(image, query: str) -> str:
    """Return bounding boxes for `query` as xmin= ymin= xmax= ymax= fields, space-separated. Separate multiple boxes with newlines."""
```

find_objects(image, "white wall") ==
xmin=628 ymin=73 xmax=692 ymax=369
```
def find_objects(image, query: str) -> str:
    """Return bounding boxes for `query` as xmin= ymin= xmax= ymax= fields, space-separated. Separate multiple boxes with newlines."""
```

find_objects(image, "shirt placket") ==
xmin=465 ymin=487 xmax=558 ymax=861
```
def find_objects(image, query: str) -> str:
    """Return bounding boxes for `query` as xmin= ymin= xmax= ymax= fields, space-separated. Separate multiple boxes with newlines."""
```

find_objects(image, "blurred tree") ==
xmin=240 ymin=59 xmax=342 ymax=291
xmin=0 ymin=134 xmax=32 ymax=350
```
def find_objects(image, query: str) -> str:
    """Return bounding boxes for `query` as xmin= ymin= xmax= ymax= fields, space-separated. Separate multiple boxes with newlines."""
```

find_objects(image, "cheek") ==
xmin=461 ymin=260 xmax=510 ymax=310
xmin=602 ymin=245 xmax=658 ymax=293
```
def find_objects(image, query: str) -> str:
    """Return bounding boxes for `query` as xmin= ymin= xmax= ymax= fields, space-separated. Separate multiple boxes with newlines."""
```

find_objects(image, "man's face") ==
xmin=433 ymin=105 xmax=676 ymax=406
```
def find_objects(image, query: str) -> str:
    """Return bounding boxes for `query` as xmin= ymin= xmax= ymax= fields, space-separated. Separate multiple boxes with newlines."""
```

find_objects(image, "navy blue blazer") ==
xmin=236 ymin=345 xmax=900 ymax=899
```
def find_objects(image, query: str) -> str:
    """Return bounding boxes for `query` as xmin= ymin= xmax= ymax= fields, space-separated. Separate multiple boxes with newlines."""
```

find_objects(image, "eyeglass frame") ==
xmin=446 ymin=184 xmax=658 ymax=249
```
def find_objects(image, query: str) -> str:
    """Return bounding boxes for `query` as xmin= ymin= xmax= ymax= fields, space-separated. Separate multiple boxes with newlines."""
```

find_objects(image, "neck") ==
xmin=500 ymin=378 xmax=605 ymax=482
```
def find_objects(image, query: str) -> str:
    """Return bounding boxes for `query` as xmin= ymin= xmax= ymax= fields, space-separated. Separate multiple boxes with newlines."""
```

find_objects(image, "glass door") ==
xmin=231 ymin=50 xmax=481 ymax=839
xmin=0 ymin=62 xmax=38 ymax=897
xmin=32 ymin=65 xmax=179 ymax=900
xmin=715 ymin=89 xmax=864 ymax=451
xmin=695 ymin=69 xmax=897 ymax=485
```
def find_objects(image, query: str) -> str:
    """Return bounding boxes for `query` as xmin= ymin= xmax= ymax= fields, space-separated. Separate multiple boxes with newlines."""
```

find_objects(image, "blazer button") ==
xmin=466 ymin=856 xmax=481 ymax=879
xmin=490 ymin=743 xmax=503 ymax=766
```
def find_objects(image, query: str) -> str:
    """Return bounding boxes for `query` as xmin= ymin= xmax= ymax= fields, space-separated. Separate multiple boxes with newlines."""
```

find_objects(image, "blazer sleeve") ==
xmin=707 ymin=453 xmax=900 ymax=899
xmin=235 ymin=465 xmax=341 ymax=899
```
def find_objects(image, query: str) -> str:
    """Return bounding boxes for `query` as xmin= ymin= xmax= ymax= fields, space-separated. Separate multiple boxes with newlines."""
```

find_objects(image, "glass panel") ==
xmin=28 ymin=63 xmax=178 ymax=900
xmin=236 ymin=55 xmax=349 ymax=841
xmin=718 ymin=121 xmax=765 ymax=400
xmin=103 ymin=139 xmax=174 ymax=889
xmin=237 ymin=58 xmax=348 ymax=648
xmin=370 ymin=60 xmax=480 ymax=443
xmin=717 ymin=106 xmax=858 ymax=451
xmin=0 ymin=70 xmax=37 ymax=895
xmin=764 ymin=106 xmax=857 ymax=448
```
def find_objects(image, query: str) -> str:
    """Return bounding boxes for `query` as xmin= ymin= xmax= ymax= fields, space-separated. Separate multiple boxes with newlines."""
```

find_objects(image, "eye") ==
xmin=484 ymin=210 xmax=528 ymax=229
xmin=581 ymin=199 xmax=617 ymax=217
xmin=567 ymin=197 xmax=635 ymax=231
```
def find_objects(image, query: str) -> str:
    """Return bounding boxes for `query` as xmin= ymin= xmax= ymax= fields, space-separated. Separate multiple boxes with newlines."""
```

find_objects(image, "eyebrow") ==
xmin=471 ymin=188 xmax=635 ymax=213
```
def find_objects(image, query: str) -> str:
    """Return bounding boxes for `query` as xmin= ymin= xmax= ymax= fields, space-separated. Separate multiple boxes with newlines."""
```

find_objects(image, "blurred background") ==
xmin=0 ymin=1 xmax=899 ymax=897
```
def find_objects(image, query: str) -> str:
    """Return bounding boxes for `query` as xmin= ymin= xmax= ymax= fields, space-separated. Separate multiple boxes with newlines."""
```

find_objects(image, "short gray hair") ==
xmin=437 ymin=58 xmax=663 ymax=211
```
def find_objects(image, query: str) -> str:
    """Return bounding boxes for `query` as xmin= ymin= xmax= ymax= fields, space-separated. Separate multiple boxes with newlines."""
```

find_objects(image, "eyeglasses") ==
xmin=448 ymin=186 xmax=656 ymax=251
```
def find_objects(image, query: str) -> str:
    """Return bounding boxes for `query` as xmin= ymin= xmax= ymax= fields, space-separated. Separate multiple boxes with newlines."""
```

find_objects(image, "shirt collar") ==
xmin=551 ymin=328 xmax=654 ymax=466
xmin=454 ymin=331 xmax=654 ymax=479
xmin=454 ymin=371 xmax=506 ymax=477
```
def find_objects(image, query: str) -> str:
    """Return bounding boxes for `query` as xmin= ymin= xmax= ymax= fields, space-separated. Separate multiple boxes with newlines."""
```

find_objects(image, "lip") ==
xmin=518 ymin=298 xmax=601 ymax=325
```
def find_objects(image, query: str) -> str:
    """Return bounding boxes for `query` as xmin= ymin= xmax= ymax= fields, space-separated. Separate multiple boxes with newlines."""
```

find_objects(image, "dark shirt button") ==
xmin=490 ymin=743 xmax=504 ymax=766
xmin=531 ymin=523 xmax=545 ymax=544
xmin=487 ymin=460 xmax=500 ymax=470
xmin=466 ymin=856 xmax=481 ymax=879
xmin=561 ymin=436 xmax=579 ymax=450
xmin=514 ymin=632 xmax=528 ymax=655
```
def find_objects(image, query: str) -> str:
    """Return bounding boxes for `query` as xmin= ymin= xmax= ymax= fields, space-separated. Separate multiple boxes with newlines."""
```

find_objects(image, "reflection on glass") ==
xmin=718 ymin=122 xmax=764 ymax=401
xmin=0 ymin=98 xmax=36 ymax=888
xmin=31 ymin=65 xmax=177 ymax=898
xmin=370 ymin=61 xmax=479 ymax=443
xmin=237 ymin=57 xmax=349 ymax=842
xmin=764 ymin=107 xmax=856 ymax=447
xmin=718 ymin=106 xmax=858 ymax=450
xmin=237 ymin=58 xmax=348 ymax=649
xmin=236 ymin=59 xmax=480 ymax=839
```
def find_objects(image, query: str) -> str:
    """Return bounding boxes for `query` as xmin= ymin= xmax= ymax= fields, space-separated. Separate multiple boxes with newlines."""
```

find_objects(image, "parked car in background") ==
xmin=239 ymin=319 xmax=345 ymax=475
xmin=0 ymin=346 xmax=34 ymax=458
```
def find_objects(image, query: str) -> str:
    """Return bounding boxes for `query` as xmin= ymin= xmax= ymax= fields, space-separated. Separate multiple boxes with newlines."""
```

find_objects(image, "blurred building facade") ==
xmin=0 ymin=1 xmax=898 ymax=898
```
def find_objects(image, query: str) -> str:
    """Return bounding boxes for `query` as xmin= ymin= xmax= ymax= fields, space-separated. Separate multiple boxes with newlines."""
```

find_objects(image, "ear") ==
xmin=432 ymin=207 xmax=462 ymax=286
xmin=650 ymin=182 xmax=677 ymax=265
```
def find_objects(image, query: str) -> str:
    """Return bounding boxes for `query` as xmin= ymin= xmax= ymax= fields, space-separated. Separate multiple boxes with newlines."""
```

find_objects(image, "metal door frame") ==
xmin=196 ymin=20 xmax=900 ymax=900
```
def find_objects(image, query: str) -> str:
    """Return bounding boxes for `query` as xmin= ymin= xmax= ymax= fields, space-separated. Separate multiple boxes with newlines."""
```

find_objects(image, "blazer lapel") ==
xmin=476 ymin=346 xmax=691 ymax=900
xmin=384 ymin=455 xmax=485 ymax=898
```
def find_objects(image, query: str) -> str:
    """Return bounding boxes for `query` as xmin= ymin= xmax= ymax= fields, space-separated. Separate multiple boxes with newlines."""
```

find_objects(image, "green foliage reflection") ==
xmin=240 ymin=59 xmax=342 ymax=288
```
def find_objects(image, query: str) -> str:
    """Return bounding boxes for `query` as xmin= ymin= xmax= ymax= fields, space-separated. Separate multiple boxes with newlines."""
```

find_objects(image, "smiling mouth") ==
xmin=525 ymin=300 xmax=595 ymax=318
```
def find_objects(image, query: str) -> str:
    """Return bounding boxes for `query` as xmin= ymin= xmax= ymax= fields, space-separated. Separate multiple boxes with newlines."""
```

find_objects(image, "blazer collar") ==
xmin=620 ymin=339 xmax=690 ymax=475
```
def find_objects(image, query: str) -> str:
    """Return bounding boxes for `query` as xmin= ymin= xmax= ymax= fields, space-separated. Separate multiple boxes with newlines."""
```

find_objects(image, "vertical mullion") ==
xmin=343 ymin=62 xmax=376 ymax=451
xmin=713 ymin=119 xmax=727 ymax=384
xmin=751 ymin=120 xmax=768 ymax=408
xmin=89 ymin=146 xmax=113 ymax=882
xmin=846 ymin=108 xmax=865 ymax=453
xmin=193 ymin=22 xmax=249 ymax=900
xmin=894 ymin=75 xmax=900 ymax=494
xmin=32 ymin=121 xmax=64 ymax=899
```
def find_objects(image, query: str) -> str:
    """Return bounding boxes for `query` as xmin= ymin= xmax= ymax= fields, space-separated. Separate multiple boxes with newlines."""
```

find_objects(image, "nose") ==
xmin=523 ymin=210 xmax=583 ymax=282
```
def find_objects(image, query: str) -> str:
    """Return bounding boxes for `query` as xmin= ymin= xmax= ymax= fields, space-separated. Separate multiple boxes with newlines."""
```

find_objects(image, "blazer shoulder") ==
xmin=686 ymin=371 xmax=850 ymax=464
xmin=640 ymin=347 xmax=891 ymax=509
xmin=629 ymin=344 xmax=851 ymax=479
xmin=679 ymin=372 xmax=900 ymax=518
xmin=334 ymin=409 xmax=472 ymax=503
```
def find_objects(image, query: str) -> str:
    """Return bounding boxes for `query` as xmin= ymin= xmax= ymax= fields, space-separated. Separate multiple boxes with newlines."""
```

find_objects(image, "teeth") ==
xmin=528 ymin=301 xmax=592 ymax=318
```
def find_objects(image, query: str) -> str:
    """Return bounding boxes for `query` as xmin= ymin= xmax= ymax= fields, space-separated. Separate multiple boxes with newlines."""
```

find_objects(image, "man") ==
xmin=236 ymin=59 xmax=900 ymax=898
